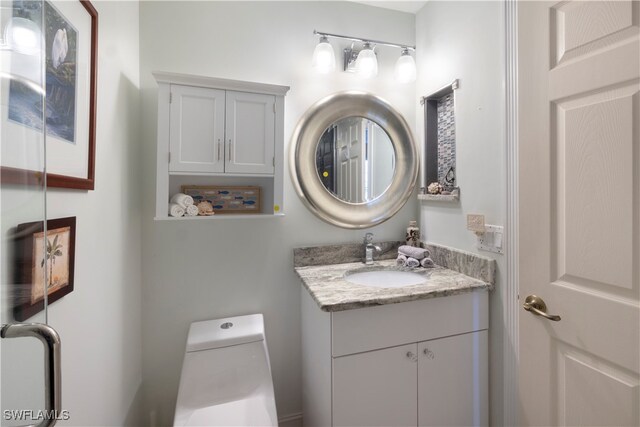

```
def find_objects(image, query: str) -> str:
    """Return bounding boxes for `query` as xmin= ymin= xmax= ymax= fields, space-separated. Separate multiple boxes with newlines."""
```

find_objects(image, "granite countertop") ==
xmin=293 ymin=241 xmax=496 ymax=312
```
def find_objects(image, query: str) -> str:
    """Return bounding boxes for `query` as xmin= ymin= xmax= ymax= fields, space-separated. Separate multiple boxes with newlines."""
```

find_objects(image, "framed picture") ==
xmin=13 ymin=217 xmax=76 ymax=321
xmin=1 ymin=0 xmax=98 ymax=190
xmin=181 ymin=185 xmax=262 ymax=214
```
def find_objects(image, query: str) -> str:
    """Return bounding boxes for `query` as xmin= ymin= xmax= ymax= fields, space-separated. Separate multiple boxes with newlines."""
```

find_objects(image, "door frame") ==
xmin=503 ymin=0 xmax=519 ymax=425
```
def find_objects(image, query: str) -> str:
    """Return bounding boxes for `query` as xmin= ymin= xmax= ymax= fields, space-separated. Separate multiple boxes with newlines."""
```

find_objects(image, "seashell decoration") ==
xmin=196 ymin=201 xmax=215 ymax=216
xmin=427 ymin=182 xmax=443 ymax=195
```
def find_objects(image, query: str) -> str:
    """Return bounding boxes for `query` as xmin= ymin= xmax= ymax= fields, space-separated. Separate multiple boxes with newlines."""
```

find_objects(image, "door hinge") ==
xmin=169 ymin=92 xmax=172 ymax=103
xmin=273 ymin=103 xmax=276 ymax=113
xmin=273 ymin=157 xmax=275 ymax=167
xmin=168 ymin=152 xmax=171 ymax=163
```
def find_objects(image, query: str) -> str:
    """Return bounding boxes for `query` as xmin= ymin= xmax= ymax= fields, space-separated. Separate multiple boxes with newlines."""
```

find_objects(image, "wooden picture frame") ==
xmin=13 ymin=217 xmax=76 ymax=321
xmin=181 ymin=185 xmax=262 ymax=214
xmin=1 ymin=0 xmax=98 ymax=190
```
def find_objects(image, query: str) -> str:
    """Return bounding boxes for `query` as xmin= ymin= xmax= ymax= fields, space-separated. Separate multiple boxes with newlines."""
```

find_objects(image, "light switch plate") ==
xmin=477 ymin=224 xmax=504 ymax=254
xmin=467 ymin=214 xmax=485 ymax=233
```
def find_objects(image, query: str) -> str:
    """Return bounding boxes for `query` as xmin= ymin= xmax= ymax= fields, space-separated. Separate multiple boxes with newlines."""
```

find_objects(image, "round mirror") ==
xmin=316 ymin=117 xmax=395 ymax=203
xmin=291 ymin=91 xmax=417 ymax=229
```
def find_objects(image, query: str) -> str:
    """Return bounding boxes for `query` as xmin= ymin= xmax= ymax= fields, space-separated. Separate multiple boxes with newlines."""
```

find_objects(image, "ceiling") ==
xmin=352 ymin=1 xmax=428 ymax=14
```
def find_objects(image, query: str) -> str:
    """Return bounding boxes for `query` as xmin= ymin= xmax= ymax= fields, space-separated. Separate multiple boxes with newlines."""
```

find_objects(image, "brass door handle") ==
xmin=523 ymin=295 xmax=561 ymax=321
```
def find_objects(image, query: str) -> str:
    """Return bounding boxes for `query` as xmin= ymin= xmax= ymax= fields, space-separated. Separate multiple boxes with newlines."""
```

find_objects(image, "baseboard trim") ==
xmin=278 ymin=411 xmax=303 ymax=427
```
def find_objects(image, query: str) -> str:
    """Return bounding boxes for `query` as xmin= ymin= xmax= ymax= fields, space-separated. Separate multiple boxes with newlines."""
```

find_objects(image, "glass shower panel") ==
xmin=1 ymin=0 xmax=50 ymax=425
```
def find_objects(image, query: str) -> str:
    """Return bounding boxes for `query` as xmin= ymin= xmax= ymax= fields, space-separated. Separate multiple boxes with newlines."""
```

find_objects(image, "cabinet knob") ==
xmin=423 ymin=348 xmax=435 ymax=359
xmin=406 ymin=351 xmax=417 ymax=362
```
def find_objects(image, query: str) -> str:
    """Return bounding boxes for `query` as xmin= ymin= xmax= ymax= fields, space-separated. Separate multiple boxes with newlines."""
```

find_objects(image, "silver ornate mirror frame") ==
xmin=290 ymin=91 xmax=418 ymax=228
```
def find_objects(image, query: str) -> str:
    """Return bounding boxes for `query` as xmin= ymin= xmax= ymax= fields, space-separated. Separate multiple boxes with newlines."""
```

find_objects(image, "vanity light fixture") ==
xmin=394 ymin=48 xmax=417 ymax=83
xmin=312 ymin=35 xmax=336 ymax=74
xmin=313 ymin=30 xmax=415 ymax=83
xmin=355 ymin=42 xmax=378 ymax=78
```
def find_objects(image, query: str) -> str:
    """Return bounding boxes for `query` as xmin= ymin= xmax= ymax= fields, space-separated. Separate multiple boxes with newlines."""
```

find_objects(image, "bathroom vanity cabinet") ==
xmin=153 ymin=72 xmax=289 ymax=218
xmin=301 ymin=289 xmax=489 ymax=427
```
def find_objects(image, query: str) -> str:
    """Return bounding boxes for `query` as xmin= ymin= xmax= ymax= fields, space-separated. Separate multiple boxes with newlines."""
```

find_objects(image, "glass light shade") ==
xmin=5 ymin=17 xmax=42 ymax=55
xmin=394 ymin=50 xmax=416 ymax=83
xmin=312 ymin=37 xmax=336 ymax=74
xmin=355 ymin=44 xmax=378 ymax=78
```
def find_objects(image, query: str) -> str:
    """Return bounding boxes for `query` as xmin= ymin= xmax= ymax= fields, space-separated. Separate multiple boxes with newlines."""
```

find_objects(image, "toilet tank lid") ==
xmin=186 ymin=314 xmax=265 ymax=352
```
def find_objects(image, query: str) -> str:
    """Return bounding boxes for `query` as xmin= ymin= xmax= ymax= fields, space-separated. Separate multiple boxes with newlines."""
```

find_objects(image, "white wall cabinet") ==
xmin=169 ymin=85 xmax=226 ymax=174
xmin=154 ymin=72 xmax=289 ymax=219
xmin=225 ymin=91 xmax=275 ymax=174
xmin=169 ymin=87 xmax=276 ymax=175
xmin=302 ymin=290 xmax=489 ymax=427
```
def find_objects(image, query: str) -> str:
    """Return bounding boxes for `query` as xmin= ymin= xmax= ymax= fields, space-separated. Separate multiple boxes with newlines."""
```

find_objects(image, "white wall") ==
xmin=415 ymin=2 xmax=506 ymax=425
xmin=139 ymin=1 xmax=417 ymax=424
xmin=48 ymin=2 xmax=142 ymax=424
xmin=1 ymin=1 xmax=143 ymax=425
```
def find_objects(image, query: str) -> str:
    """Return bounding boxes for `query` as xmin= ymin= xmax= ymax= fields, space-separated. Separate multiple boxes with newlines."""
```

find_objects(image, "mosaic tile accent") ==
xmin=437 ymin=93 xmax=456 ymax=185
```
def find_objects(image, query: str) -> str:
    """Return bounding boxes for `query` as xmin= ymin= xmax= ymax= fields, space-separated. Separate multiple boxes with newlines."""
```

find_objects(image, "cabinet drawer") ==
xmin=331 ymin=291 xmax=488 ymax=357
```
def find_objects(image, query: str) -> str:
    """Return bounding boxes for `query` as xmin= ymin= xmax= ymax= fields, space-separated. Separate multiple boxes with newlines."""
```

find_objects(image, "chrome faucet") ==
xmin=363 ymin=233 xmax=382 ymax=265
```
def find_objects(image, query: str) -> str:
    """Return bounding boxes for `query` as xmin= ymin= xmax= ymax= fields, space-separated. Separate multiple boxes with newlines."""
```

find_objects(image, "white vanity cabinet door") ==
xmin=333 ymin=343 xmax=418 ymax=427
xmin=418 ymin=330 xmax=488 ymax=427
xmin=169 ymin=85 xmax=225 ymax=173
xmin=225 ymin=91 xmax=275 ymax=174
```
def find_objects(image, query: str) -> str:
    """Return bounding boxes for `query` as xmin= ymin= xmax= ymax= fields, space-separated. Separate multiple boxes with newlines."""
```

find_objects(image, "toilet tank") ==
xmin=185 ymin=314 xmax=267 ymax=352
xmin=174 ymin=314 xmax=278 ymax=426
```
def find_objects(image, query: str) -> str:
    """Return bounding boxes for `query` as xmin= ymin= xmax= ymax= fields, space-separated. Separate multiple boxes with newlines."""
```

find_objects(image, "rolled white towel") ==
xmin=405 ymin=257 xmax=420 ymax=268
xmin=185 ymin=204 xmax=199 ymax=217
xmin=421 ymin=257 xmax=436 ymax=268
xmin=170 ymin=193 xmax=194 ymax=208
xmin=396 ymin=254 xmax=407 ymax=266
xmin=398 ymin=245 xmax=430 ymax=260
xmin=169 ymin=203 xmax=185 ymax=218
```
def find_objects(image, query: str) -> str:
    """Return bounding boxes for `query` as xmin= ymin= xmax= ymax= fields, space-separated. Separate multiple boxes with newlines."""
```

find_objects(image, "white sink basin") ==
xmin=345 ymin=269 xmax=426 ymax=288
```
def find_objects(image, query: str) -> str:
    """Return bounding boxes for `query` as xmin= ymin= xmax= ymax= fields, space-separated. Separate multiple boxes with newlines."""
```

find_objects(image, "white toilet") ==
xmin=173 ymin=314 xmax=278 ymax=426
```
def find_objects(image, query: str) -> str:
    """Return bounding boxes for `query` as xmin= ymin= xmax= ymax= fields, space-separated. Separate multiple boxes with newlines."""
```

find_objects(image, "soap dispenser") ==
xmin=406 ymin=220 xmax=420 ymax=247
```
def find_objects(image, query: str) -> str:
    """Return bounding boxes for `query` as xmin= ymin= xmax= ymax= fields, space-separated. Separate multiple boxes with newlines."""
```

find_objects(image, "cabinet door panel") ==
xmin=169 ymin=85 xmax=225 ymax=173
xmin=333 ymin=343 xmax=418 ymax=427
xmin=418 ymin=331 xmax=488 ymax=427
xmin=225 ymin=91 xmax=275 ymax=174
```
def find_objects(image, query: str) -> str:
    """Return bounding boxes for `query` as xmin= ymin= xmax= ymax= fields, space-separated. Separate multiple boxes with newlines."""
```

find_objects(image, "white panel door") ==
xmin=333 ymin=343 xmax=418 ymax=427
xmin=169 ymin=85 xmax=225 ymax=173
xmin=418 ymin=331 xmax=488 ymax=427
xmin=336 ymin=118 xmax=363 ymax=202
xmin=518 ymin=1 xmax=639 ymax=426
xmin=225 ymin=91 xmax=275 ymax=174
xmin=369 ymin=120 xmax=394 ymax=201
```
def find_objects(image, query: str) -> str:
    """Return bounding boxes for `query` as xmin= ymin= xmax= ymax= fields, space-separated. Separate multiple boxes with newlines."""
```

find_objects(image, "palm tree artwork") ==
xmin=41 ymin=235 xmax=63 ymax=289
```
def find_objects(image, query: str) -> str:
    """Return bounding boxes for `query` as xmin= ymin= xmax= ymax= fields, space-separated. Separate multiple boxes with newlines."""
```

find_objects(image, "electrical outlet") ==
xmin=467 ymin=214 xmax=485 ymax=233
xmin=477 ymin=224 xmax=504 ymax=254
